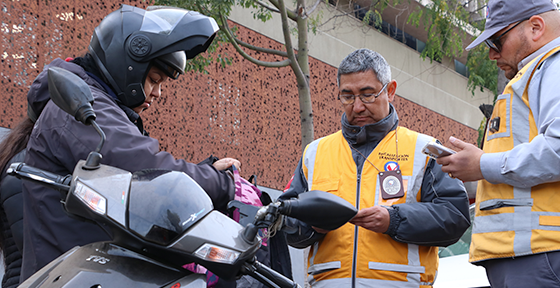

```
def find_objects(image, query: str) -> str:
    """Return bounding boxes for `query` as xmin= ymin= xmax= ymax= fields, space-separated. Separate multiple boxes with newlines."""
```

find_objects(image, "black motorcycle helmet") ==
xmin=88 ymin=4 xmax=219 ymax=108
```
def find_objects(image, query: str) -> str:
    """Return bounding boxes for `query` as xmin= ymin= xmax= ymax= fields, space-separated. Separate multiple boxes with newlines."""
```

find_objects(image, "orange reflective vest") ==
xmin=302 ymin=127 xmax=437 ymax=287
xmin=470 ymin=46 xmax=560 ymax=263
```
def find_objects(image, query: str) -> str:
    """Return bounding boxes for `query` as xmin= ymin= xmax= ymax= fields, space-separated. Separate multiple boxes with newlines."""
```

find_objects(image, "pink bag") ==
xmin=232 ymin=166 xmax=267 ymax=247
xmin=232 ymin=166 xmax=263 ymax=220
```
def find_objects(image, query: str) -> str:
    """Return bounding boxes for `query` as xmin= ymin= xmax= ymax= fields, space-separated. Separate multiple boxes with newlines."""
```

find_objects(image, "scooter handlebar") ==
xmin=242 ymin=258 xmax=301 ymax=288
xmin=7 ymin=162 xmax=71 ymax=192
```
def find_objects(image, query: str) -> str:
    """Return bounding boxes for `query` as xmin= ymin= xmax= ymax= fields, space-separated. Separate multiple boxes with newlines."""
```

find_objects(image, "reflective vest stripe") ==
xmin=511 ymin=92 xmax=531 ymax=145
xmin=308 ymin=241 xmax=320 ymax=273
xmin=308 ymin=260 xmax=341 ymax=274
xmin=407 ymin=244 xmax=421 ymax=284
xmin=514 ymin=206 xmax=532 ymax=255
xmin=473 ymin=211 xmax=560 ymax=233
xmin=410 ymin=134 xmax=434 ymax=203
xmin=368 ymin=262 xmax=425 ymax=274
xmin=311 ymin=277 xmax=431 ymax=288
xmin=303 ymin=138 xmax=321 ymax=190
xmin=486 ymin=94 xmax=511 ymax=141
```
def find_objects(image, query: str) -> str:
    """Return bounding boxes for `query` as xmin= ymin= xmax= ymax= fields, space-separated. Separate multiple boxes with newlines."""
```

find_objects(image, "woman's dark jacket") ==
xmin=0 ymin=151 xmax=25 ymax=288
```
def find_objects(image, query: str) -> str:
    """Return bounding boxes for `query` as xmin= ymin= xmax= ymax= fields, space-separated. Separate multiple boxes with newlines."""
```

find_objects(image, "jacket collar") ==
xmin=85 ymin=72 xmax=147 ymax=135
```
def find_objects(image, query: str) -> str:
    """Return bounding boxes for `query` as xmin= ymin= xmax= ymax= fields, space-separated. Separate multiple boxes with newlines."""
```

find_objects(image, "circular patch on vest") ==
xmin=383 ymin=175 xmax=401 ymax=195
xmin=384 ymin=161 xmax=399 ymax=171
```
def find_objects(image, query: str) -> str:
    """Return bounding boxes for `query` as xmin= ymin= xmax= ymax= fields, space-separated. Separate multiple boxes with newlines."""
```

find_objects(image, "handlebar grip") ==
xmin=7 ymin=162 xmax=71 ymax=192
xmin=242 ymin=259 xmax=301 ymax=288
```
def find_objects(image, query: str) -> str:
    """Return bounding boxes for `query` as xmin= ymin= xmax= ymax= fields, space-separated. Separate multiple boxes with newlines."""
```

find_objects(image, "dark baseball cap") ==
xmin=466 ymin=0 xmax=557 ymax=50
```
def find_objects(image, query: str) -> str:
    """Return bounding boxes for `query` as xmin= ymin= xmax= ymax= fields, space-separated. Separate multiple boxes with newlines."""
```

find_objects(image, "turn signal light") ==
xmin=194 ymin=244 xmax=239 ymax=264
xmin=74 ymin=181 xmax=107 ymax=215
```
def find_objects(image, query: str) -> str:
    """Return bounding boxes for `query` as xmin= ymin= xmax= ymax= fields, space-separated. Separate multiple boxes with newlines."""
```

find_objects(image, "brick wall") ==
xmin=1 ymin=0 xmax=477 ymax=190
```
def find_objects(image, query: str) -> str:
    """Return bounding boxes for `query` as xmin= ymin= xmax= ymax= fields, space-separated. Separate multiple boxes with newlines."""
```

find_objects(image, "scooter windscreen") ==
xmin=127 ymin=169 xmax=213 ymax=246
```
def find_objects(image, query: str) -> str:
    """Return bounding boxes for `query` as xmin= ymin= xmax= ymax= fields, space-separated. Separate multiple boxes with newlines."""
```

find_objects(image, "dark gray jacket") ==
xmin=21 ymin=59 xmax=235 ymax=280
xmin=282 ymin=106 xmax=470 ymax=248
xmin=0 ymin=151 xmax=25 ymax=288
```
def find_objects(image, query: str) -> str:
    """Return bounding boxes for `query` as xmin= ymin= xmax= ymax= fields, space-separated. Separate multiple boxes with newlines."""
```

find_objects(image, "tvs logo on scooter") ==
xmin=86 ymin=255 xmax=110 ymax=265
xmin=171 ymin=283 xmax=181 ymax=288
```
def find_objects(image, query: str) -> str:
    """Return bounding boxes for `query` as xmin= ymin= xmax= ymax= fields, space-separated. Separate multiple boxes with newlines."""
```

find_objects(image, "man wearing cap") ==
xmin=436 ymin=0 xmax=560 ymax=286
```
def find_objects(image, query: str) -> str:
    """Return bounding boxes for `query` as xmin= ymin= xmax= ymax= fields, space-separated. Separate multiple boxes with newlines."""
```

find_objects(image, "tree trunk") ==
xmin=296 ymin=0 xmax=313 ymax=152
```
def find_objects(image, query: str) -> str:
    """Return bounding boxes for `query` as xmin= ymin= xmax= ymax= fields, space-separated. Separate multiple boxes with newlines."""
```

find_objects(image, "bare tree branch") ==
xmin=303 ymin=0 xmax=322 ymax=18
xmin=219 ymin=13 xmax=291 ymax=68
xmin=234 ymin=37 xmax=289 ymax=57
xmin=317 ymin=4 xmax=359 ymax=29
xmin=276 ymin=0 xmax=305 ymax=79
xmin=268 ymin=0 xmax=298 ymax=21
xmin=296 ymin=0 xmax=310 ymax=85
xmin=256 ymin=1 xmax=280 ymax=13
xmin=472 ymin=4 xmax=487 ymax=13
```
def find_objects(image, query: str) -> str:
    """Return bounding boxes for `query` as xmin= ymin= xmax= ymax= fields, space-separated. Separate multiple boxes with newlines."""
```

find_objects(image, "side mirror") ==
xmin=47 ymin=67 xmax=96 ymax=125
xmin=280 ymin=190 xmax=357 ymax=231
xmin=47 ymin=67 xmax=105 ymax=169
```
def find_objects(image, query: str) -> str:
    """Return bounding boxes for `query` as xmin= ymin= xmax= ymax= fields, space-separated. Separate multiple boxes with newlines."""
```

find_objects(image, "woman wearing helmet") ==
xmin=21 ymin=5 xmax=238 ymax=280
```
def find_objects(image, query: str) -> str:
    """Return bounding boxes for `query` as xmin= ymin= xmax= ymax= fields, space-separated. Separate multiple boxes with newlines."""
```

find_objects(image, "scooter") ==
xmin=8 ymin=67 xmax=358 ymax=288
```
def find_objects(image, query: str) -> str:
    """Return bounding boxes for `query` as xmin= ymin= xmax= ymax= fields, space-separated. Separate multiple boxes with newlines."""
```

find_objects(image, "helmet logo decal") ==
xmin=129 ymin=34 xmax=152 ymax=57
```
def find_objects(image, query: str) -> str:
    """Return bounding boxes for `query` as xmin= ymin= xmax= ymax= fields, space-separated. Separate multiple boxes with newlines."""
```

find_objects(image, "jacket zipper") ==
xmin=352 ymin=172 xmax=362 ymax=288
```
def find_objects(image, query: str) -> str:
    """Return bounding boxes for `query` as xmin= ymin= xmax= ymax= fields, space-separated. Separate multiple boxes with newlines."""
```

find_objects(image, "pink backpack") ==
xmin=232 ymin=167 xmax=262 ymax=220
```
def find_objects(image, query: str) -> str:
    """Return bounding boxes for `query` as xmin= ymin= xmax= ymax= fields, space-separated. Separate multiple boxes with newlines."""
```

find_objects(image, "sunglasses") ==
xmin=484 ymin=18 xmax=530 ymax=53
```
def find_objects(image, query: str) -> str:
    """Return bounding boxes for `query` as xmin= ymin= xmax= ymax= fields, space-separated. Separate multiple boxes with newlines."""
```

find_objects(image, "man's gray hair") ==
xmin=337 ymin=48 xmax=391 ymax=86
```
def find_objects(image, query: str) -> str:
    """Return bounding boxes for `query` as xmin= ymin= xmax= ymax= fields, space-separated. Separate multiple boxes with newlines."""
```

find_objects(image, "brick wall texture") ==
xmin=1 ymin=0 xmax=477 ymax=190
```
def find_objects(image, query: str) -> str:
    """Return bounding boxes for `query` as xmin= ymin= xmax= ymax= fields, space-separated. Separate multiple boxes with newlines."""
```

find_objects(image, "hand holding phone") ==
xmin=421 ymin=142 xmax=456 ymax=159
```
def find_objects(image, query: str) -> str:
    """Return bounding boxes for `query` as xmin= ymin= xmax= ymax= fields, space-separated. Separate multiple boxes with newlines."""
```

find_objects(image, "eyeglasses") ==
xmin=338 ymin=83 xmax=388 ymax=105
xmin=484 ymin=18 xmax=529 ymax=53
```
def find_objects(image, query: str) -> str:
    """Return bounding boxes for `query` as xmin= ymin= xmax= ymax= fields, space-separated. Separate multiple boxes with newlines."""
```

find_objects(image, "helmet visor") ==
xmin=152 ymin=50 xmax=186 ymax=79
xmin=152 ymin=58 xmax=181 ymax=79
xmin=140 ymin=7 xmax=191 ymax=35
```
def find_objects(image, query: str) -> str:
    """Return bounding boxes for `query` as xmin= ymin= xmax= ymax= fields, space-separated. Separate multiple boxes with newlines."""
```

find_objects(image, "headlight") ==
xmin=74 ymin=181 xmax=107 ymax=215
xmin=194 ymin=244 xmax=240 ymax=264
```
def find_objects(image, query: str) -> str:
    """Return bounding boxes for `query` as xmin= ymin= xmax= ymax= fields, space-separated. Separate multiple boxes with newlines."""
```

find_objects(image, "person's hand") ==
xmin=212 ymin=157 xmax=241 ymax=171
xmin=349 ymin=206 xmax=390 ymax=233
xmin=436 ymin=136 xmax=484 ymax=182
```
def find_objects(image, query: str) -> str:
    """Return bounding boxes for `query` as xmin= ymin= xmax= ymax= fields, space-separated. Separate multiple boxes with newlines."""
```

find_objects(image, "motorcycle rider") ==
xmin=21 ymin=5 xmax=238 ymax=280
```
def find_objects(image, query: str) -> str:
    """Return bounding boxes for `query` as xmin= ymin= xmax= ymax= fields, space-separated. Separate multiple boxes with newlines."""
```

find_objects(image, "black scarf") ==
xmin=341 ymin=103 xmax=399 ymax=148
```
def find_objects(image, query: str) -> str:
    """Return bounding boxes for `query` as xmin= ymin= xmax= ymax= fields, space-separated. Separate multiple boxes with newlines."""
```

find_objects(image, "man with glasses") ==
xmin=436 ymin=0 xmax=560 ymax=286
xmin=281 ymin=48 xmax=470 ymax=287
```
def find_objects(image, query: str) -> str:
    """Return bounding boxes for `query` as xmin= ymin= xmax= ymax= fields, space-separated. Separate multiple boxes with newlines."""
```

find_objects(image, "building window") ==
xmin=454 ymin=59 xmax=469 ymax=77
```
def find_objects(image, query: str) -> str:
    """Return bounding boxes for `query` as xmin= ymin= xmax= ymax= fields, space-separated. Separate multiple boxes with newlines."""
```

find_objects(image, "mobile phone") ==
xmin=421 ymin=142 xmax=456 ymax=159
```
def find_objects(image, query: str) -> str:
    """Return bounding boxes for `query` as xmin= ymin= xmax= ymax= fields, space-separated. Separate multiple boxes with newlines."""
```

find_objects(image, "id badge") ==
xmin=379 ymin=169 xmax=404 ymax=200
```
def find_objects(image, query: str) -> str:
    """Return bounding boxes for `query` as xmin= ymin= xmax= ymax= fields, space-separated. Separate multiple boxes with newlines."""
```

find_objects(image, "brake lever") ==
xmin=227 ymin=200 xmax=261 ymax=227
